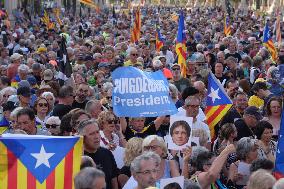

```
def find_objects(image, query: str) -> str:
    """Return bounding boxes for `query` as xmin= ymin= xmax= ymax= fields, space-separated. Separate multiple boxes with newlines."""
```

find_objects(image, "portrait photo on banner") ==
xmin=167 ymin=116 xmax=193 ymax=150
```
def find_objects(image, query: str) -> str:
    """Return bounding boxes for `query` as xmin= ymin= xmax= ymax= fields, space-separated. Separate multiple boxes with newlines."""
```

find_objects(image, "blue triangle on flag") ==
xmin=206 ymin=72 xmax=232 ymax=106
xmin=1 ymin=136 xmax=79 ymax=183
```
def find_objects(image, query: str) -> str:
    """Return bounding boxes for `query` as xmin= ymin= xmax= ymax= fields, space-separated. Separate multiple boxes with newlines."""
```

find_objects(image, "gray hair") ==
xmin=18 ymin=64 xmax=30 ymax=73
xmin=41 ymin=92 xmax=55 ymax=104
xmin=142 ymin=135 xmax=167 ymax=157
xmin=247 ymin=169 xmax=276 ymax=189
xmin=85 ymin=100 xmax=101 ymax=113
xmin=102 ymin=82 xmax=113 ymax=93
xmin=1 ymin=87 xmax=17 ymax=96
xmin=74 ymin=167 xmax=105 ymax=189
xmin=236 ymin=137 xmax=257 ymax=161
xmin=130 ymin=151 xmax=161 ymax=173
xmin=273 ymin=178 xmax=284 ymax=189
xmin=10 ymin=107 xmax=24 ymax=118
xmin=169 ymin=84 xmax=178 ymax=99
xmin=77 ymin=119 xmax=98 ymax=135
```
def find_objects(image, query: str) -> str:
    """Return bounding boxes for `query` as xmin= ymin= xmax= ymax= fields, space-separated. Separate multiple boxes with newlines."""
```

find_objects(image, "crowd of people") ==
xmin=0 ymin=4 xmax=284 ymax=189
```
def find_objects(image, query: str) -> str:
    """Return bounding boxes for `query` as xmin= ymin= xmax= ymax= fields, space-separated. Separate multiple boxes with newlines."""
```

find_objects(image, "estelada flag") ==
xmin=274 ymin=104 xmax=284 ymax=179
xmin=175 ymin=10 xmax=187 ymax=78
xmin=205 ymin=72 xmax=233 ymax=138
xmin=0 ymin=135 xmax=83 ymax=189
xmin=263 ymin=21 xmax=278 ymax=61
xmin=156 ymin=28 xmax=165 ymax=52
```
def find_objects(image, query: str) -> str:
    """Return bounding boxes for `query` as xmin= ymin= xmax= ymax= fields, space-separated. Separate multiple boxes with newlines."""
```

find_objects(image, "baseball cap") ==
xmin=244 ymin=106 xmax=263 ymax=120
xmin=171 ymin=63 xmax=180 ymax=69
xmin=10 ymin=53 xmax=23 ymax=61
xmin=18 ymin=80 xmax=31 ymax=88
xmin=43 ymin=69 xmax=54 ymax=81
xmin=98 ymin=62 xmax=110 ymax=68
xmin=27 ymin=75 xmax=37 ymax=86
xmin=17 ymin=86 xmax=31 ymax=97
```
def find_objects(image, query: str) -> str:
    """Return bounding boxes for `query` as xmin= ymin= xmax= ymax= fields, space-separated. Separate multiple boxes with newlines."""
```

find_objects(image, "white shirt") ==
xmin=159 ymin=50 xmax=175 ymax=66
xmin=176 ymin=107 xmax=206 ymax=121
xmin=99 ymin=130 xmax=120 ymax=148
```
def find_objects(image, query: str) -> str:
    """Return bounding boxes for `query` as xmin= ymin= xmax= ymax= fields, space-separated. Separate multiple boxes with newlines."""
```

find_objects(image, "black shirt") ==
xmin=215 ymin=75 xmax=230 ymax=86
xmin=52 ymin=104 xmax=73 ymax=119
xmin=120 ymin=165 xmax=131 ymax=177
xmin=220 ymin=107 xmax=242 ymax=126
xmin=85 ymin=147 xmax=118 ymax=189
xmin=234 ymin=119 xmax=256 ymax=140
xmin=72 ymin=100 xmax=88 ymax=109
xmin=225 ymin=52 xmax=242 ymax=62
xmin=124 ymin=122 xmax=157 ymax=141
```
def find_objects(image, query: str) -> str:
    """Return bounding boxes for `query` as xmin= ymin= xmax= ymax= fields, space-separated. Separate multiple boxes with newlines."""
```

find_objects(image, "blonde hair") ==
xmin=142 ymin=135 xmax=167 ymax=157
xmin=123 ymin=137 xmax=143 ymax=166
xmin=192 ymin=129 xmax=209 ymax=147
xmin=247 ymin=169 xmax=276 ymax=189
xmin=97 ymin=111 xmax=115 ymax=129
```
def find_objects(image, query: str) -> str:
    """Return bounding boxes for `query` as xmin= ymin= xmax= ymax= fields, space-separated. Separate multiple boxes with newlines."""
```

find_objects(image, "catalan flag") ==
xmin=79 ymin=0 xmax=100 ymax=12
xmin=41 ymin=11 xmax=55 ymax=30
xmin=205 ymin=72 xmax=233 ymax=138
xmin=130 ymin=7 xmax=141 ymax=44
xmin=263 ymin=21 xmax=278 ymax=61
xmin=275 ymin=9 xmax=282 ymax=48
xmin=175 ymin=10 xmax=187 ymax=78
xmin=274 ymin=104 xmax=284 ymax=179
xmin=224 ymin=16 xmax=231 ymax=37
xmin=0 ymin=135 xmax=83 ymax=189
xmin=156 ymin=28 xmax=165 ymax=52
xmin=53 ymin=8 xmax=63 ymax=26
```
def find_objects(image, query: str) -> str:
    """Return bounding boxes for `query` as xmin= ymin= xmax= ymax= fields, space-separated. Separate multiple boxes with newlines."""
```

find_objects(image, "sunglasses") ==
xmin=106 ymin=96 xmax=112 ymax=100
xmin=107 ymin=119 xmax=118 ymax=124
xmin=131 ymin=53 xmax=138 ymax=56
xmin=38 ymin=103 xmax=48 ymax=107
xmin=46 ymin=124 xmax=59 ymax=129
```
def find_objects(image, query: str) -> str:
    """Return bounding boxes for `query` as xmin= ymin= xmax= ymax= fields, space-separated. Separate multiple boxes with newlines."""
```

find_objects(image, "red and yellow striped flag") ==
xmin=0 ymin=135 xmax=83 ymax=189
xmin=263 ymin=22 xmax=278 ymax=61
xmin=79 ymin=0 xmax=100 ymax=12
xmin=130 ymin=7 xmax=141 ymax=44
xmin=224 ymin=16 xmax=231 ymax=37
xmin=175 ymin=10 xmax=187 ymax=77
xmin=53 ymin=8 xmax=63 ymax=26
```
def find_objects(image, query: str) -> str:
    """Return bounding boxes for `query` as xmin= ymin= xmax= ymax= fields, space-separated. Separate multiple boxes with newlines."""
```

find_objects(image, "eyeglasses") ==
xmin=172 ymin=68 xmax=180 ymax=71
xmin=3 ymin=94 xmax=10 ymax=98
xmin=79 ymin=89 xmax=89 ymax=93
xmin=137 ymin=168 xmax=160 ymax=175
xmin=107 ymin=119 xmax=118 ymax=124
xmin=38 ymin=103 xmax=48 ymax=107
xmin=185 ymin=104 xmax=200 ymax=108
xmin=144 ymin=145 xmax=160 ymax=151
xmin=46 ymin=124 xmax=59 ymax=129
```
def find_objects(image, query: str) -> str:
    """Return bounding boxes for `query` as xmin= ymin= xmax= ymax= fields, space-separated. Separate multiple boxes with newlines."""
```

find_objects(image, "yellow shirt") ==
xmin=124 ymin=60 xmax=134 ymax=66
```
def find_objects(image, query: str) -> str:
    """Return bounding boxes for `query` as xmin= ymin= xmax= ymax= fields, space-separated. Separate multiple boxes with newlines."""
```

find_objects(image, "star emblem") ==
xmin=31 ymin=145 xmax=55 ymax=169
xmin=208 ymin=87 xmax=221 ymax=103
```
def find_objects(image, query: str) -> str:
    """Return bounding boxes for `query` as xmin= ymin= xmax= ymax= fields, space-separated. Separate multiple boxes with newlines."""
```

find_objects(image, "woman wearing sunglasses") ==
xmin=34 ymin=97 xmax=50 ymax=129
xmin=98 ymin=111 xmax=126 ymax=150
xmin=45 ymin=116 xmax=61 ymax=136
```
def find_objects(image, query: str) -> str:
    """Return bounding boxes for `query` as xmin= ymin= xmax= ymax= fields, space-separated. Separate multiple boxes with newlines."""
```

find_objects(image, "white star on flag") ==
xmin=31 ymin=145 xmax=55 ymax=169
xmin=208 ymin=87 xmax=221 ymax=103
